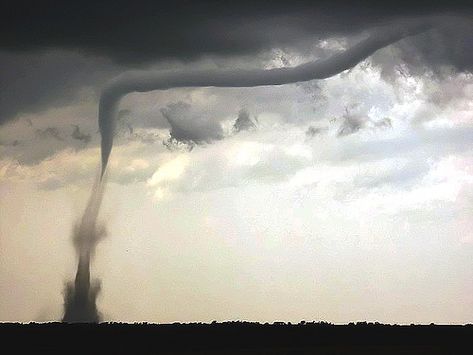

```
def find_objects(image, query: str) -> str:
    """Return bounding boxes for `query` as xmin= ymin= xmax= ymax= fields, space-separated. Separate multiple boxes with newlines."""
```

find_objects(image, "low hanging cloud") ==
xmin=233 ymin=109 xmax=257 ymax=133
xmin=337 ymin=113 xmax=366 ymax=137
xmin=332 ymin=105 xmax=394 ymax=137
xmin=161 ymin=102 xmax=225 ymax=147
xmin=306 ymin=114 xmax=391 ymax=140
xmin=305 ymin=126 xmax=328 ymax=139
xmin=35 ymin=127 xmax=63 ymax=141
xmin=71 ymin=125 xmax=91 ymax=144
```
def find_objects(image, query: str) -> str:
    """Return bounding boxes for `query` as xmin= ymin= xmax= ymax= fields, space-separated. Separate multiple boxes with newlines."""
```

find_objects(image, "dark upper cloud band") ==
xmin=1 ymin=1 xmax=471 ymax=64
xmin=0 ymin=1 xmax=471 ymax=127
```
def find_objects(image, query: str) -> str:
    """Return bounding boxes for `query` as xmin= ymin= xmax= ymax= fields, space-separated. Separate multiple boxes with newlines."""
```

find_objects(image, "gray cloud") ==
xmin=305 ymin=126 xmax=328 ymax=138
xmin=71 ymin=125 xmax=92 ymax=144
xmin=332 ymin=107 xmax=392 ymax=137
xmin=35 ymin=127 xmax=63 ymax=141
xmin=337 ymin=115 xmax=392 ymax=137
xmin=336 ymin=126 xmax=473 ymax=163
xmin=371 ymin=17 xmax=473 ymax=83
xmin=128 ymin=131 xmax=162 ymax=145
xmin=98 ymin=17 xmax=442 ymax=175
xmin=353 ymin=159 xmax=430 ymax=190
xmin=337 ymin=109 xmax=366 ymax=137
xmin=397 ymin=18 xmax=473 ymax=75
xmin=161 ymin=102 xmax=224 ymax=147
xmin=233 ymin=109 xmax=257 ymax=133
xmin=2 ymin=120 xmax=98 ymax=166
xmin=0 ymin=50 xmax=121 ymax=125
xmin=417 ymin=73 xmax=472 ymax=125
xmin=0 ymin=138 xmax=20 ymax=147
xmin=373 ymin=118 xmax=393 ymax=130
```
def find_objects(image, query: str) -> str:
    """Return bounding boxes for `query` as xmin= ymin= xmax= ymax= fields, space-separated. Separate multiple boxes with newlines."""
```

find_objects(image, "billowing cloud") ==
xmin=161 ymin=102 xmax=225 ymax=147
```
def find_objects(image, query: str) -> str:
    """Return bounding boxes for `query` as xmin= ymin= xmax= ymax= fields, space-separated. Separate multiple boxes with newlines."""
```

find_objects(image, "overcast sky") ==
xmin=0 ymin=1 xmax=472 ymax=323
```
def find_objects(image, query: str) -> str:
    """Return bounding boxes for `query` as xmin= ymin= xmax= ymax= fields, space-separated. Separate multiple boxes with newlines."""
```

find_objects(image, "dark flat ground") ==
xmin=1 ymin=322 xmax=471 ymax=354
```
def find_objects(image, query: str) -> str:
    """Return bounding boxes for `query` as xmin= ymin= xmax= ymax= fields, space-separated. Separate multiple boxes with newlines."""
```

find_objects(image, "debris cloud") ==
xmin=63 ymin=177 xmax=106 ymax=323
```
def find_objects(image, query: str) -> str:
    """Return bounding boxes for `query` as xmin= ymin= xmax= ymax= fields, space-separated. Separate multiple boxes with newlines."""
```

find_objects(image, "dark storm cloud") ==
xmin=2 ymin=1 xmax=470 ymax=64
xmin=0 ymin=1 xmax=471 ymax=127
xmin=0 ymin=50 xmax=122 ymax=125
xmin=396 ymin=17 xmax=473 ymax=74
xmin=371 ymin=16 xmax=473 ymax=79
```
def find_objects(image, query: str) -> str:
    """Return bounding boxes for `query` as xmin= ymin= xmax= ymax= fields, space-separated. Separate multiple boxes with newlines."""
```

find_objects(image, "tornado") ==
xmin=63 ymin=177 xmax=106 ymax=323
xmin=64 ymin=15 xmax=445 ymax=321
xmin=98 ymin=17 xmax=442 ymax=176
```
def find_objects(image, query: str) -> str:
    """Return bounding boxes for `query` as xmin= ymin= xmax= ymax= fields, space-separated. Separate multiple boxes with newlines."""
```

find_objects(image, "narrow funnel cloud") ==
xmin=63 ymin=177 xmax=106 ymax=323
xmin=98 ymin=17 xmax=440 ymax=176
